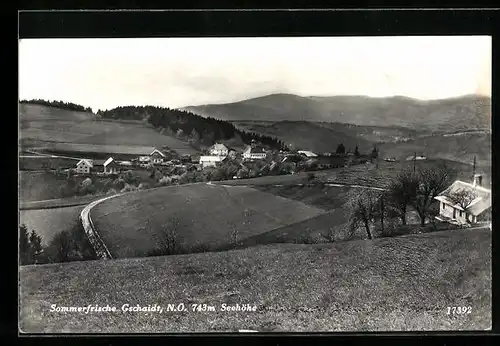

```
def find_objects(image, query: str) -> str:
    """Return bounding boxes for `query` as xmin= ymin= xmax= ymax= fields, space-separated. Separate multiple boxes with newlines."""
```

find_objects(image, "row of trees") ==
xmin=335 ymin=143 xmax=378 ymax=159
xmin=99 ymin=105 xmax=286 ymax=150
xmin=20 ymin=99 xmax=93 ymax=113
xmin=348 ymin=164 xmax=457 ymax=240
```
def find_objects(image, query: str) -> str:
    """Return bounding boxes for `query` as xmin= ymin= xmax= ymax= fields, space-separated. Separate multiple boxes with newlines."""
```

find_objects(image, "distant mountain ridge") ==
xmin=181 ymin=93 xmax=491 ymax=132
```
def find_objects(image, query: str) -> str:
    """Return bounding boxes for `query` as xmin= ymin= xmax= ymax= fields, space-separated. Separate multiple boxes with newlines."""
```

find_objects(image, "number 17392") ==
xmin=447 ymin=306 xmax=472 ymax=315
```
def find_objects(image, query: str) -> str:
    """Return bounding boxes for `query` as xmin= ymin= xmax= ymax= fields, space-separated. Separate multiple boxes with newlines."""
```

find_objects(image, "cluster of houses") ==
xmin=74 ymin=148 xmax=168 ymax=175
xmin=198 ymin=141 xmax=348 ymax=170
xmin=198 ymin=141 xmax=270 ymax=168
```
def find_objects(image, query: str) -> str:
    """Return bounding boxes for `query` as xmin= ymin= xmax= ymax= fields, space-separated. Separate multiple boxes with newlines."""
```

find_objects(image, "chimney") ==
xmin=473 ymin=174 xmax=482 ymax=187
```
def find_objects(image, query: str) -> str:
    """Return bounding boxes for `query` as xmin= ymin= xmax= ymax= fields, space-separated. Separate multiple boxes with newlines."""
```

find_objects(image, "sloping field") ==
xmin=20 ymin=104 xmax=198 ymax=156
xmin=19 ymin=156 xmax=80 ymax=171
xmin=19 ymin=229 xmax=491 ymax=332
xmin=91 ymin=183 xmax=325 ymax=258
xmin=323 ymin=159 xmax=491 ymax=189
xmin=19 ymin=206 xmax=83 ymax=245
xmin=19 ymin=172 xmax=69 ymax=202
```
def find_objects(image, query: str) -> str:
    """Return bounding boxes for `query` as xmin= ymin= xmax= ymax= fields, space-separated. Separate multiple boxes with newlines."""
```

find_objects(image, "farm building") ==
xmin=199 ymin=155 xmax=226 ymax=168
xmin=434 ymin=174 xmax=491 ymax=225
xmin=103 ymin=157 xmax=120 ymax=174
xmin=75 ymin=159 xmax=93 ymax=174
xmin=298 ymin=150 xmax=318 ymax=158
xmin=405 ymin=155 xmax=427 ymax=161
xmin=209 ymin=143 xmax=229 ymax=157
xmin=138 ymin=148 xmax=166 ymax=165
xmin=243 ymin=145 xmax=267 ymax=160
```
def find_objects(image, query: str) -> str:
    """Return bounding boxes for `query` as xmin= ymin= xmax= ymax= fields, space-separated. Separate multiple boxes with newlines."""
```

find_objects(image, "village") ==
xmin=63 ymin=139 xmax=491 ymax=230
xmin=71 ymin=140 xmax=358 ymax=178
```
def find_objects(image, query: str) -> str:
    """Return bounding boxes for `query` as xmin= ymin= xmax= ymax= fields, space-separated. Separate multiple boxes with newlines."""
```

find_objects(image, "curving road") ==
xmin=80 ymin=194 xmax=124 ymax=260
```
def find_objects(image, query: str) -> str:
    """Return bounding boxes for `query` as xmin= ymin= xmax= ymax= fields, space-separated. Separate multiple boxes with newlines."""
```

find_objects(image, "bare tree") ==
xmin=50 ymin=230 xmax=73 ymax=262
xmin=386 ymin=169 xmax=419 ymax=225
xmin=449 ymin=189 xmax=478 ymax=220
xmin=155 ymin=216 xmax=180 ymax=255
xmin=230 ymin=227 xmax=239 ymax=246
xmin=411 ymin=165 xmax=456 ymax=226
xmin=346 ymin=189 xmax=383 ymax=240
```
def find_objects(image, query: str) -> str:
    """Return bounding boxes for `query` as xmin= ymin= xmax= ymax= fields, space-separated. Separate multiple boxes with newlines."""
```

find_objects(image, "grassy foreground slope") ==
xmin=91 ymin=183 xmax=325 ymax=258
xmin=19 ymin=229 xmax=491 ymax=332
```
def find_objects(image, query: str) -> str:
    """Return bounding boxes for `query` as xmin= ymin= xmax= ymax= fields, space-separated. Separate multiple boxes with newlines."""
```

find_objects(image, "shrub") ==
xmin=121 ymin=183 xmax=137 ymax=193
xmin=138 ymin=182 xmax=150 ymax=190
xmin=159 ymin=175 xmax=173 ymax=186
xmin=150 ymin=217 xmax=181 ymax=255
xmin=106 ymin=188 xmax=118 ymax=195
xmin=113 ymin=178 xmax=126 ymax=191
xmin=81 ymin=177 xmax=92 ymax=188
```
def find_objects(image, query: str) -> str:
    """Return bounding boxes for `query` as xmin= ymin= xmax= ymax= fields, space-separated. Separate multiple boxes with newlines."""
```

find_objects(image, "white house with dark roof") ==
xmin=199 ymin=155 xmax=226 ymax=168
xmin=434 ymin=174 xmax=491 ymax=225
xmin=103 ymin=157 xmax=119 ymax=174
xmin=243 ymin=145 xmax=267 ymax=160
xmin=75 ymin=159 xmax=93 ymax=174
xmin=138 ymin=148 xmax=166 ymax=165
xmin=209 ymin=143 xmax=229 ymax=157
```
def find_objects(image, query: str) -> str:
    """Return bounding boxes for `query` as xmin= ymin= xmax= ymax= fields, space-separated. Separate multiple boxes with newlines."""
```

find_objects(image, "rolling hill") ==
xmin=90 ymin=183 xmax=326 ymax=258
xmin=378 ymin=132 xmax=492 ymax=167
xmin=19 ymin=103 xmax=199 ymax=156
xmin=182 ymin=93 xmax=491 ymax=133
xmin=231 ymin=120 xmax=422 ymax=153
xmin=19 ymin=228 xmax=491 ymax=332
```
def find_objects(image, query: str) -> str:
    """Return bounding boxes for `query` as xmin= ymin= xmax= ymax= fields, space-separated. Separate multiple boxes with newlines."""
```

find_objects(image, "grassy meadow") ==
xmin=90 ymin=183 xmax=326 ymax=258
xmin=19 ymin=228 xmax=491 ymax=332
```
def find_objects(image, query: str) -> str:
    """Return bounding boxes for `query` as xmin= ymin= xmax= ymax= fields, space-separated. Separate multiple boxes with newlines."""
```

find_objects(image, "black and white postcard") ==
xmin=19 ymin=33 xmax=492 ymax=333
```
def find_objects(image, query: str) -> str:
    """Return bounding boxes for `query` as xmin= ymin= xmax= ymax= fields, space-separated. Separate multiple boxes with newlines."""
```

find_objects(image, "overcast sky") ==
xmin=18 ymin=36 xmax=491 ymax=111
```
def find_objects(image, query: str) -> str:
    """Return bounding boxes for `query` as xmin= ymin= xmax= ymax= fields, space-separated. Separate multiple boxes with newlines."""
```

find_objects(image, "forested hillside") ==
xmin=99 ymin=106 xmax=286 ymax=150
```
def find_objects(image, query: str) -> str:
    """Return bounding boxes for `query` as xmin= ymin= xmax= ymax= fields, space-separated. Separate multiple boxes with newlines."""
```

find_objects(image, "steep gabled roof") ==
xmin=76 ymin=159 xmax=93 ymax=168
xmin=435 ymin=180 xmax=491 ymax=216
xmin=104 ymin=157 xmax=115 ymax=167
xmin=149 ymin=149 xmax=166 ymax=157
xmin=211 ymin=143 xmax=228 ymax=151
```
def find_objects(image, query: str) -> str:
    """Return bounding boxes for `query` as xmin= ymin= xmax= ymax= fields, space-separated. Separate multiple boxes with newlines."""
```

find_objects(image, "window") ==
xmin=442 ymin=203 xmax=445 ymax=210
xmin=459 ymin=210 xmax=463 ymax=217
